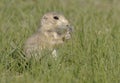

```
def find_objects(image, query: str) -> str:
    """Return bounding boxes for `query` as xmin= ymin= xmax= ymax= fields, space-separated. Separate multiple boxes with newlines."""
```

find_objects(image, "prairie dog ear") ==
xmin=43 ymin=15 xmax=48 ymax=20
xmin=41 ymin=15 xmax=48 ymax=26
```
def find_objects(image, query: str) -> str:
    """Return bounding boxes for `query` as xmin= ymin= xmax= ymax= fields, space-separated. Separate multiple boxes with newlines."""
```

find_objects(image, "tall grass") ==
xmin=0 ymin=0 xmax=120 ymax=83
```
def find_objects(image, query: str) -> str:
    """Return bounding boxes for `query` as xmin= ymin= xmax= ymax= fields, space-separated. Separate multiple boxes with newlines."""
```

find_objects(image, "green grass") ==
xmin=0 ymin=0 xmax=120 ymax=83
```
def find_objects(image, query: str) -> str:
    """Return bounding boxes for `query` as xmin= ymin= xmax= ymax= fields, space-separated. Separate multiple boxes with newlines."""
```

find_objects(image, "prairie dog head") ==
xmin=40 ymin=12 xmax=73 ymax=40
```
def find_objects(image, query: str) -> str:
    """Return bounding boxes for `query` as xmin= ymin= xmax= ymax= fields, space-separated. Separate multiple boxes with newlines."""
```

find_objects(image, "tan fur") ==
xmin=24 ymin=12 xmax=73 ymax=59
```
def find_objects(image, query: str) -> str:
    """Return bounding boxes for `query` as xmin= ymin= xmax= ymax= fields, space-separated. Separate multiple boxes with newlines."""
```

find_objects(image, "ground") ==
xmin=0 ymin=0 xmax=120 ymax=83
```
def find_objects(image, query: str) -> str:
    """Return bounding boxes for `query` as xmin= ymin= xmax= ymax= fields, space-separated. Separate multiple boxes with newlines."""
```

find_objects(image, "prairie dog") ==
xmin=24 ymin=12 xmax=73 ymax=59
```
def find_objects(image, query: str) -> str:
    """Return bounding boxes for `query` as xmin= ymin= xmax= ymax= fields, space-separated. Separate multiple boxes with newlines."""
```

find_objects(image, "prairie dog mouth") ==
xmin=56 ymin=28 xmax=67 ymax=35
xmin=56 ymin=24 xmax=73 ymax=34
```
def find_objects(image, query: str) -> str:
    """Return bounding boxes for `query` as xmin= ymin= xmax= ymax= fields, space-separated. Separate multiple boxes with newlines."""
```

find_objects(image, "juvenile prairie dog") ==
xmin=24 ymin=12 xmax=73 ymax=59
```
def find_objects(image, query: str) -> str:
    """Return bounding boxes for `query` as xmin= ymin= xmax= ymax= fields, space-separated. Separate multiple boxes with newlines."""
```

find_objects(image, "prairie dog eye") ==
xmin=53 ymin=16 xmax=59 ymax=20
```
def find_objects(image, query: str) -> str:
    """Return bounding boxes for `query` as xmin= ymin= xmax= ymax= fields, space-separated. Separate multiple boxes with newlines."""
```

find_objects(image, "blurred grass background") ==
xmin=0 ymin=0 xmax=120 ymax=83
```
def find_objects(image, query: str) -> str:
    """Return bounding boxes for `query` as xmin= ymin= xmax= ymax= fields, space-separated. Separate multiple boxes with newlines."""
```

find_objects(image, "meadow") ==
xmin=0 ymin=0 xmax=120 ymax=83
